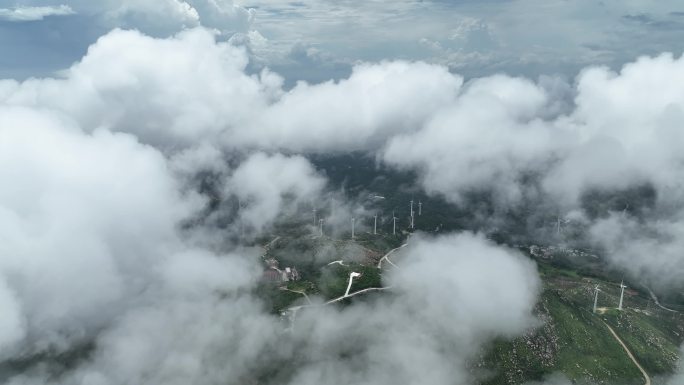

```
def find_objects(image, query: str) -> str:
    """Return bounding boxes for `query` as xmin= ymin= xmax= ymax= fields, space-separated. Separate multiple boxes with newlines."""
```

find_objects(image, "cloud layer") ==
xmin=288 ymin=233 xmax=541 ymax=385
xmin=4 ymin=25 xmax=684 ymax=288
xmin=0 ymin=5 xmax=74 ymax=22
xmin=2 ymin=25 xmax=684 ymax=384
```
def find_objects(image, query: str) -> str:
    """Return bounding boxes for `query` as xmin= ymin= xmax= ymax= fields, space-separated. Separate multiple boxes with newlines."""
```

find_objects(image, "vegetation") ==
xmin=250 ymin=155 xmax=684 ymax=384
xmin=255 ymin=223 xmax=684 ymax=385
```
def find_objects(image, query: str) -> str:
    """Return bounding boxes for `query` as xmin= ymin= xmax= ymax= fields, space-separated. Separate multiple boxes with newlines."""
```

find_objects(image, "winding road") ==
xmin=286 ymin=237 xmax=654 ymax=385
xmin=285 ymin=270 xmax=392 ymax=329
xmin=646 ymin=287 xmax=679 ymax=313
xmin=261 ymin=236 xmax=281 ymax=257
xmin=264 ymin=236 xmax=280 ymax=249
xmin=377 ymin=243 xmax=407 ymax=269
xmin=280 ymin=287 xmax=312 ymax=304
xmin=327 ymin=260 xmax=347 ymax=267
xmin=288 ymin=240 xmax=409 ymax=328
xmin=601 ymin=321 xmax=651 ymax=385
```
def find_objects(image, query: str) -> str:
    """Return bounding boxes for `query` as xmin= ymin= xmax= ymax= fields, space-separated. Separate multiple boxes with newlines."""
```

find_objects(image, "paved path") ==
xmin=344 ymin=272 xmax=361 ymax=296
xmin=289 ymin=241 xmax=407 ymax=328
xmin=646 ymin=287 xmax=679 ymax=313
xmin=601 ymin=321 xmax=651 ymax=385
xmin=285 ymin=285 xmax=390 ymax=330
xmin=377 ymin=243 xmax=407 ymax=269
xmin=326 ymin=286 xmax=391 ymax=305
xmin=280 ymin=287 xmax=312 ymax=304
xmin=288 ymin=286 xmax=391 ymax=310
xmin=265 ymin=236 xmax=280 ymax=249
xmin=261 ymin=236 xmax=281 ymax=257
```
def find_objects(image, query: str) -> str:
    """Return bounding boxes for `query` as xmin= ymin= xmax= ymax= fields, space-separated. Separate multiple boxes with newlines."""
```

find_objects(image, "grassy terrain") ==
xmin=318 ymin=262 xmax=382 ymax=298
xmin=6 ymin=156 xmax=684 ymax=384
xmin=251 ymin=156 xmax=684 ymax=384
xmin=258 ymin=227 xmax=684 ymax=385
xmin=480 ymin=257 xmax=684 ymax=385
xmin=260 ymin=231 xmax=387 ymax=303
xmin=5 ymin=222 xmax=681 ymax=385
xmin=482 ymin=289 xmax=644 ymax=385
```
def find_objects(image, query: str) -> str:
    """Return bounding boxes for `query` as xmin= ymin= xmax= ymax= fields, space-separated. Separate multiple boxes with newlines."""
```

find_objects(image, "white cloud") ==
xmin=2 ymin=1 xmax=253 ymax=35
xmin=0 ymin=30 xmax=547 ymax=384
xmin=105 ymin=0 xmax=255 ymax=37
xmin=186 ymin=0 xmax=255 ymax=34
xmin=388 ymin=233 xmax=541 ymax=340
xmin=0 ymin=28 xmax=269 ymax=148
xmin=378 ymin=52 xmax=684 ymax=290
xmin=4 ymin=30 xmax=684 ymax=287
xmin=241 ymin=61 xmax=463 ymax=152
xmin=290 ymin=233 xmax=541 ymax=385
xmin=226 ymin=152 xmax=326 ymax=233
xmin=0 ymin=105 xmax=209 ymax=358
xmin=0 ymin=29 xmax=461 ymax=154
xmin=0 ymin=5 xmax=74 ymax=22
xmin=0 ymin=277 xmax=24 ymax=353
xmin=3 ymin=26 xmax=684 ymax=383
xmin=108 ymin=0 xmax=201 ymax=35
xmin=383 ymin=74 xmax=557 ymax=205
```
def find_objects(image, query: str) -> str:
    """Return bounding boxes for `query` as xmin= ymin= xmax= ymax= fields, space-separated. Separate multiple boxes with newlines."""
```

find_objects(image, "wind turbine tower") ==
xmin=593 ymin=285 xmax=601 ymax=313
xmin=418 ymin=201 xmax=422 ymax=216
xmin=410 ymin=200 xmax=415 ymax=229
xmin=392 ymin=212 xmax=397 ymax=235
xmin=619 ymin=281 xmax=627 ymax=310
xmin=319 ymin=218 xmax=324 ymax=237
xmin=313 ymin=208 xmax=317 ymax=227
xmin=351 ymin=217 xmax=356 ymax=239
xmin=374 ymin=214 xmax=377 ymax=235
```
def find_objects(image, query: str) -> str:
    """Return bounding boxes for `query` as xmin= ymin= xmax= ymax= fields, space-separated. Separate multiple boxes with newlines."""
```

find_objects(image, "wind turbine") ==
xmin=392 ymin=211 xmax=397 ymax=235
xmin=410 ymin=200 xmax=415 ymax=229
xmin=618 ymin=281 xmax=627 ymax=310
xmin=555 ymin=215 xmax=570 ymax=235
xmin=351 ymin=217 xmax=356 ymax=239
xmin=373 ymin=214 xmax=377 ymax=235
xmin=593 ymin=285 xmax=601 ymax=313
xmin=345 ymin=272 xmax=362 ymax=297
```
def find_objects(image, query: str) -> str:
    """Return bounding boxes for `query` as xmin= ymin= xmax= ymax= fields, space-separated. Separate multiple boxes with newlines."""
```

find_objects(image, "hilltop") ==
xmin=255 ymin=224 xmax=684 ymax=385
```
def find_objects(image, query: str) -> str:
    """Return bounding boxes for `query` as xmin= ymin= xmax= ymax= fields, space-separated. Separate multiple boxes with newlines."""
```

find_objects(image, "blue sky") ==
xmin=1 ymin=0 xmax=684 ymax=83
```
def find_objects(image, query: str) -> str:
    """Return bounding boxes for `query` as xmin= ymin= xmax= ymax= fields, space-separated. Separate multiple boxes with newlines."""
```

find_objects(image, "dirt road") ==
xmin=601 ymin=321 xmax=651 ymax=385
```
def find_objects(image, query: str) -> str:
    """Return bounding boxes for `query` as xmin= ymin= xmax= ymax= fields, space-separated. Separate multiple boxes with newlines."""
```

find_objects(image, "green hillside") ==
xmin=258 ymin=230 xmax=684 ymax=385
xmin=482 ymin=260 xmax=683 ymax=385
